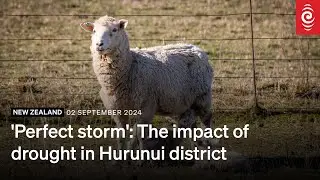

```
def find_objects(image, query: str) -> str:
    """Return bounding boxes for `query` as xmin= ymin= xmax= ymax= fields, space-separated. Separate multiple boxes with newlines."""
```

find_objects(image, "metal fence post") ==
xmin=249 ymin=0 xmax=259 ymax=113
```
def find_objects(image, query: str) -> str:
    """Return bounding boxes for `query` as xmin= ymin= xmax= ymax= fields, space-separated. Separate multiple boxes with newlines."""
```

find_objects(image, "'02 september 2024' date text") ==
xmin=65 ymin=109 xmax=142 ymax=116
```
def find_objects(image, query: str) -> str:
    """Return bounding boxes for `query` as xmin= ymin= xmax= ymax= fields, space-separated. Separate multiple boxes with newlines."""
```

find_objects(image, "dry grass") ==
xmin=0 ymin=0 xmax=319 ymax=115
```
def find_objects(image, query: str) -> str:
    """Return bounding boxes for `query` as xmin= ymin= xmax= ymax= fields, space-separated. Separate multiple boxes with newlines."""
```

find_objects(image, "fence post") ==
xmin=249 ymin=0 xmax=259 ymax=114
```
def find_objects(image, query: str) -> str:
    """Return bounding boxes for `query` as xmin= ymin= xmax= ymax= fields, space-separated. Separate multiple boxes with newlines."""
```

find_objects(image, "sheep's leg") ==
xmin=126 ymin=122 xmax=150 ymax=166
xmin=193 ymin=109 xmax=219 ymax=169
xmin=112 ymin=115 xmax=129 ymax=150
xmin=126 ymin=119 xmax=139 ymax=150
xmin=127 ymin=107 xmax=156 ymax=166
xmin=192 ymin=115 xmax=214 ymax=170
xmin=193 ymin=92 xmax=219 ymax=147
xmin=197 ymin=110 xmax=220 ymax=147
xmin=100 ymin=89 xmax=129 ymax=149
xmin=129 ymin=115 xmax=154 ymax=148
xmin=178 ymin=109 xmax=197 ymax=149
xmin=109 ymin=115 xmax=129 ymax=167
xmin=134 ymin=105 xmax=156 ymax=150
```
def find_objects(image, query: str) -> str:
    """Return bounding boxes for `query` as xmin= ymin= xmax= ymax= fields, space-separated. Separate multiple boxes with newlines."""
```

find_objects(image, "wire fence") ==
xmin=3 ymin=12 xmax=296 ymax=17
xmin=1 ymin=37 xmax=320 ymax=40
xmin=1 ymin=58 xmax=320 ymax=61
xmin=1 ymin=0 xmax=320 ymax=115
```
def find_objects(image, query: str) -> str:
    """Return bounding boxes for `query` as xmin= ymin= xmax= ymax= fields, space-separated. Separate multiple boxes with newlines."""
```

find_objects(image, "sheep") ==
xmin=80 ymin=15 xmax=215 ymax=159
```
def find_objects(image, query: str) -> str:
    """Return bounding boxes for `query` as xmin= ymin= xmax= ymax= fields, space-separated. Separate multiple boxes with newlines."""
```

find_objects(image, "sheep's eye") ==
xmin=93 ymin=30 xmax=96 ymax=33
xmin=112 ymin=28 xmax=117 ymax=32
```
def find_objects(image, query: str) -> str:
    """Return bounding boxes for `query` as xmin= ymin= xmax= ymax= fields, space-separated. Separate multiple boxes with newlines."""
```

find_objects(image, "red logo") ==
xmin=296 ymin=0 xmax=320 ymax=35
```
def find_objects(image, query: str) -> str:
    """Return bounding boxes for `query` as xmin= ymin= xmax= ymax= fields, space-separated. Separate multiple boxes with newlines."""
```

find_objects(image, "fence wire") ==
xmin=2 ymin=58 xmax=320 ymax=62
xmin=3 ymin=12 xmax=296 ymax=17
xmin=1 ymin=37 xmax=320 ymax=41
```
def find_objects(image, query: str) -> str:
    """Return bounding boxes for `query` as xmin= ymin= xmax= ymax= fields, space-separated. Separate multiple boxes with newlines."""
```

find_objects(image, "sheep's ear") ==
xmin=119 ymin=19 xmax=128 ymax=29
xmin=80 ymin=22 xmax=94 ymax=32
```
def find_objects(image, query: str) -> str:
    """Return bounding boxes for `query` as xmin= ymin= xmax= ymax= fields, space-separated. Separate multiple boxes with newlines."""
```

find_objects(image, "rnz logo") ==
xmin=301 ymin=4 xmax=315 ymax=31
xmin=296 ymin=0 xmax=320 ymax=35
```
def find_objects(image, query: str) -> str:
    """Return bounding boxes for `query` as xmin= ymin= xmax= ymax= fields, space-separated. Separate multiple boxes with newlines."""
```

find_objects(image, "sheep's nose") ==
xmin=96 ymin=42 xmax=104 ymax=47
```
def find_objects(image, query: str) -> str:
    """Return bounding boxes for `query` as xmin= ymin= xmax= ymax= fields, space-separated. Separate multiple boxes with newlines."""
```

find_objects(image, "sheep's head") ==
xmin=80 ymin=16 xmax=128 ymax=55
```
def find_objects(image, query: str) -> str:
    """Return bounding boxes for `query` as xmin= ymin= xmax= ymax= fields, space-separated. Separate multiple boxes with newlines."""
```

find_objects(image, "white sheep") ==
xmin=80 ymin=15 xmax=215 ymax=156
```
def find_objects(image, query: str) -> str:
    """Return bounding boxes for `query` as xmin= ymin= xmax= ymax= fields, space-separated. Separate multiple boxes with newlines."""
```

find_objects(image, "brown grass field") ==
xmin=0 ymin=0 xmax=320 ymax=178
